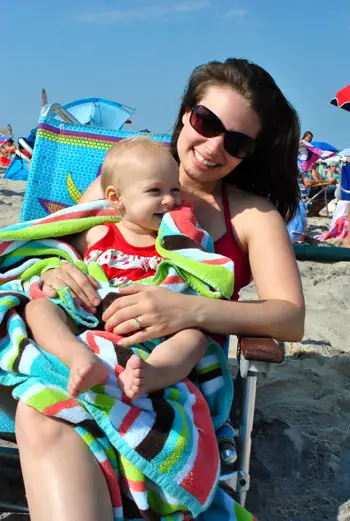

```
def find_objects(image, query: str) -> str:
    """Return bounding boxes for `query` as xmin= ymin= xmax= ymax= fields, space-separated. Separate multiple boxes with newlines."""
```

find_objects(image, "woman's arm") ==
xmin=79 ymin=177 xmax=104 ymax=204
xmin=310 ymin=170 xmax=322 ymax=183
xmin=103 ymin=200 xmax=305 ymax=345
xmin=193 ymin=202 xmax=304 ymax=341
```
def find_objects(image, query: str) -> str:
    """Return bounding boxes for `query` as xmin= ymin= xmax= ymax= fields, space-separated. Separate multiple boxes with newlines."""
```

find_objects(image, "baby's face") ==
xmin=116 ymin=151 xmax=182 ymax=232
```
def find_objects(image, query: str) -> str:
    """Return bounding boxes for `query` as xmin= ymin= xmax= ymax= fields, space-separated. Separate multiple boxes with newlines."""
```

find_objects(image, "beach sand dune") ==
xmin=0 ymin=177 xmax=349 ymax=520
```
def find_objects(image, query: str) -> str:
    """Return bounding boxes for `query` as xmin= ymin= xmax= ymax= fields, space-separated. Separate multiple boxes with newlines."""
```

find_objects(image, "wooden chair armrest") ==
xmin=311 ymin=181 xmax=331 ymax=188
xmin=238 ymin=336 xmax=284 ymax=363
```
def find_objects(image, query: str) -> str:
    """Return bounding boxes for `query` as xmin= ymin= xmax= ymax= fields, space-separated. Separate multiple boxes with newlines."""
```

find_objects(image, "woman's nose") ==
xmin=206 ymin=134 xmax=225 ymax=155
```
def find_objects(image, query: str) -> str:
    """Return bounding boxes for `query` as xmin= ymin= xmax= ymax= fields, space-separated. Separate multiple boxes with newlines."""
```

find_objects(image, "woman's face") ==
xmin=304 ymin=133 xmax=313 ymax=143
xmin=177 ymin=85 xmax=261 ymax=186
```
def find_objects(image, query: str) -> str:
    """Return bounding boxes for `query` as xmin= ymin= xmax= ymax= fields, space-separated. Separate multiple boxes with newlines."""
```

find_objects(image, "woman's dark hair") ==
xmin=301 ymin=131 xmax=313 ymax=140
xmin=171 ymin=58 xmax=301 ymax=222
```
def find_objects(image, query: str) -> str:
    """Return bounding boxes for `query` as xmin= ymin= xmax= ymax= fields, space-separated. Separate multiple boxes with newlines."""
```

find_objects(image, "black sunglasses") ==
xmin=189 ymin=105 xmax=256 ymax=159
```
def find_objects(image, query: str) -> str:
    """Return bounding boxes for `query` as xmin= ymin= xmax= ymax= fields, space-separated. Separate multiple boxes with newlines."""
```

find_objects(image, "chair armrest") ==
xmin=237 ymin=337 xmax=284 ymax=363
xmin=311 ymin=181 xmax=331 ymax=187
xmin=0 ymin=432 xmax=16 ymax=444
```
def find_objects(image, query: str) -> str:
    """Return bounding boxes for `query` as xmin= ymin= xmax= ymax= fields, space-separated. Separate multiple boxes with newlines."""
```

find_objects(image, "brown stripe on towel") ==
xmin=122 ymin=490 xmax=161 ymax=521
xmin=77 ymin=419 xmax=106 ymax=439
xmin=114 ymin=344 xmax=133 ymax=369
xmin=134 ymin=396 xmax=175 ymax=461
xmin=12 ymin=337 xmax=31 ymax=373
xmin=0 ymin=291 xmax=30 ymax=312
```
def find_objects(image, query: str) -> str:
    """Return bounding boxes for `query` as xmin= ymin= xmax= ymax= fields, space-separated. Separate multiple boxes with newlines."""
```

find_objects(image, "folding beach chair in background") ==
xmin=297 ymin=168 xmax=332 ymax=218
xmin=0 ymin=104 xmax=285 ymax=513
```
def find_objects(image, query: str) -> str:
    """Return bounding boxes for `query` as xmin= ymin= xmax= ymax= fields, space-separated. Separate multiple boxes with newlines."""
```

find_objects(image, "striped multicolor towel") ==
xmin=0 ymin=201 xmax=256 ymax=520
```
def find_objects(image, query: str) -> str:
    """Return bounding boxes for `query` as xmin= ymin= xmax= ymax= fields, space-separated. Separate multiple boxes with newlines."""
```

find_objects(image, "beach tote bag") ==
xmin=20 ymin=114 xmax=171 ymax=222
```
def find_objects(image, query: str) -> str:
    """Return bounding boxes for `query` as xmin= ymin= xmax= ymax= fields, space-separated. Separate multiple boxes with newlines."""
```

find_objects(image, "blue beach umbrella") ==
xmin=63 ymin=98 xmax=135 ymax=130
xmin=311 ymin=141 xmax=338 ymax=153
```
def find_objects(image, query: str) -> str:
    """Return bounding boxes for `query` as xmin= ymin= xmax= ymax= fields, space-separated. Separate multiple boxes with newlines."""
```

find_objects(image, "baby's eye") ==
xmin=171 ymin=188 xmax=180 ymax=194
xmin=147 ymin=188 xmax=161 ymax=194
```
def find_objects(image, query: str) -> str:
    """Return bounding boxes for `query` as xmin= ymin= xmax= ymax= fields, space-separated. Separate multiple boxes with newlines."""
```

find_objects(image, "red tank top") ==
xmin=84 ymin=224 xmax=161 ymax=285
xmin=214 ymin=185 xmax=251 ymax=300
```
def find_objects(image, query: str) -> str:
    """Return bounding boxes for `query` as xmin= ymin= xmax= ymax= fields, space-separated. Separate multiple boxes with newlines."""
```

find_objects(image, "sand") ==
xmin=0 ymin=176 xmax=349 ymax=520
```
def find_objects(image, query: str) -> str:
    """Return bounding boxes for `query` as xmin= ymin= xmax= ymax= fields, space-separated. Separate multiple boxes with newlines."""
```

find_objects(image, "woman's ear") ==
xmin=182 ymin=108 xmax=191 ymax=126
xmin=105 ymin=185 xmax=123 ymax=209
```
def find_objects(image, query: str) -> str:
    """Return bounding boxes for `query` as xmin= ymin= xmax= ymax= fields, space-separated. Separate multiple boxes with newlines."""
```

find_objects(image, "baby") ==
xmin=25 ymin=138 xmax=208 ymax=399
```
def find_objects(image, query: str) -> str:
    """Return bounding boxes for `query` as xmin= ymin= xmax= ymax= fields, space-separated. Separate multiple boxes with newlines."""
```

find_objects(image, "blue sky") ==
xmin=2 ymin=0 xmax=350 ymax=148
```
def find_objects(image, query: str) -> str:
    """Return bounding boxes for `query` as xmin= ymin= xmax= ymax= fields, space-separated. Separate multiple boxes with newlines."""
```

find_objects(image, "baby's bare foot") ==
xmin=68 ymin=351 xmax=109 ymax=398
xmin=118 ymin=354 xmax=151 ymax=399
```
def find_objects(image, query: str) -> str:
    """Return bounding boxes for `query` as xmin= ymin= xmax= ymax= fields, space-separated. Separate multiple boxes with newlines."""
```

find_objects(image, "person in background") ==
xmin=1 ymin=138 xmax=16 ymax=157
xmin=299 ymin=163 xmax=321 ymax=189
xmin=298 ymin=130 xmax=313 ymax=163
xmin=327 ymin=163 xmax=340 ymax=184
xmin=309 ymin=164 xmax=323 ymax=183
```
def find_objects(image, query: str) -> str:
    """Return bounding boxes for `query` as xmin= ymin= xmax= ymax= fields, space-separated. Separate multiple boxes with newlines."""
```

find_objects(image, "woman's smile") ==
xmin=193 ymin=149 xmax=220 ymax=168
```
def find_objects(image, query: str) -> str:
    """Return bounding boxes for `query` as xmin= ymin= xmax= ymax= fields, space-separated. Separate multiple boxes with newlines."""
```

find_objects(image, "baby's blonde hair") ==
xmin=101 ymin=137 xmax=172 ymax=193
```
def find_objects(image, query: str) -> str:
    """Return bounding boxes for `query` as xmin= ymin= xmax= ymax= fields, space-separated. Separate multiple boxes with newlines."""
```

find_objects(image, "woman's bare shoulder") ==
xmin=79 ymin=177 xmax=104 ymax=204
xmin=226 ymin=185 xmax=287 ymax=250
xmin=227 ymin=185 xmax=279 ymax=217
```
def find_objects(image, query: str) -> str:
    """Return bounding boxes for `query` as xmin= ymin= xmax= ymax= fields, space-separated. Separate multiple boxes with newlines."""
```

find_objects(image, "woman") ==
xmin=8 ymin=58 xmax=304 ymax=521
xmin=298 ymin=130 xmax=313 ymax=164
xmin=327 ymin=163 xmax=340 ymax=184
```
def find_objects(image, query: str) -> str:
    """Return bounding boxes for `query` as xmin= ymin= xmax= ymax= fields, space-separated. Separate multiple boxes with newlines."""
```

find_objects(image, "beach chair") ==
xmin=0 ymin=104 xmax=285 ymax=514
xmin=297 ymin=168 xmax=332 ymax=217
xmin=339 ymin=162 xmax=350 ymax=202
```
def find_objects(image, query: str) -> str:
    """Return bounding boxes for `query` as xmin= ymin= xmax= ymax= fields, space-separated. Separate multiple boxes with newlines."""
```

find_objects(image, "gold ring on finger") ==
xmin=133 ymin=317 xmax=142 ymax=330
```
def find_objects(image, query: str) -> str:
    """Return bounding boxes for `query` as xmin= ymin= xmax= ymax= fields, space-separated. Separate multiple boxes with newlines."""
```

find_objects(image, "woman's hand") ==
xmin=41 ymin=264 xmax=101 ymax=311
xmin=102 ymin=285 xmax=195 ymax=347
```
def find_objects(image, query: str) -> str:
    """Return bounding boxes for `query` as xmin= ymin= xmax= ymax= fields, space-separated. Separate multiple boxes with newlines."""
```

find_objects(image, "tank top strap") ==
xmin=221 ymin=183 xmax=233 ymax=230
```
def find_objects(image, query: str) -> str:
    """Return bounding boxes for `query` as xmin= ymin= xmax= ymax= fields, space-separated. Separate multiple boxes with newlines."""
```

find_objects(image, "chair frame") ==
xmin=306 ymin=181 xmax=330 ymax=217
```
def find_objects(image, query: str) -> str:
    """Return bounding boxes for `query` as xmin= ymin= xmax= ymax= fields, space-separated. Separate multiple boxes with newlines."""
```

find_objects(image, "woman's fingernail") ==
xmin=93 ymin=298 xmax=100 ymax=306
